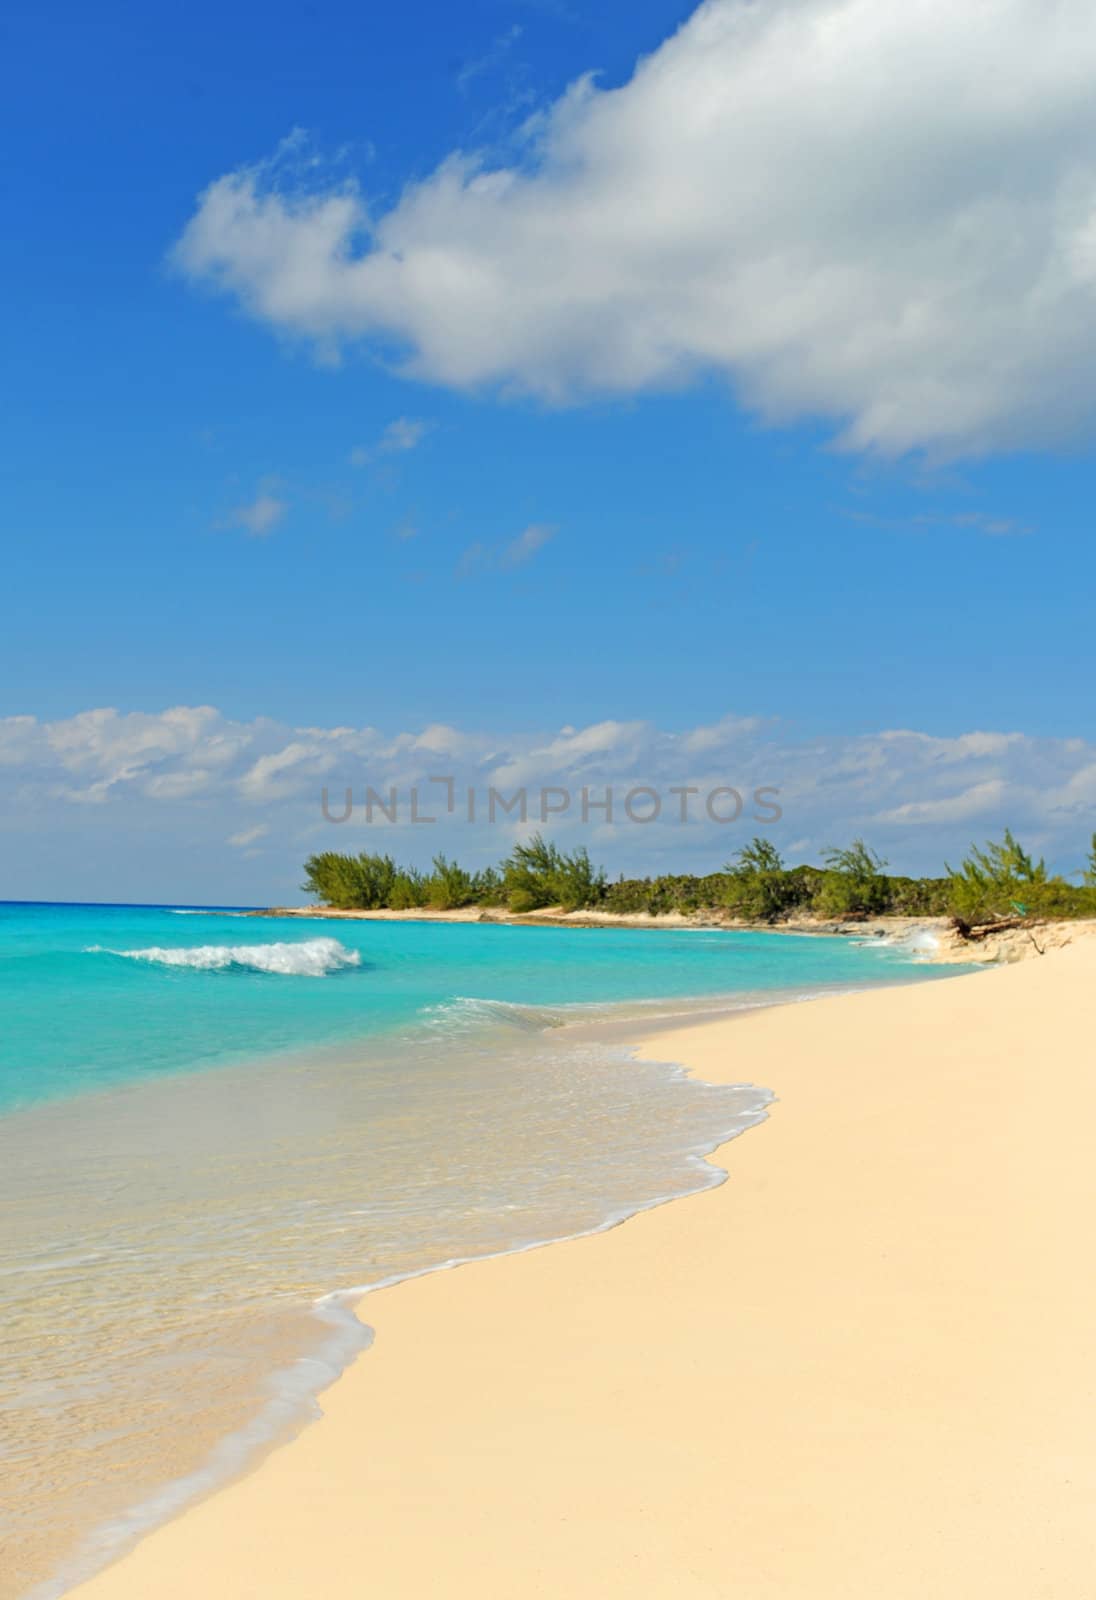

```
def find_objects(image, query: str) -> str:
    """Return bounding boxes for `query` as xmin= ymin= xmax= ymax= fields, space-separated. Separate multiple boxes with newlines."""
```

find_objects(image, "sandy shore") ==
xmin=72 ymin=946 xmax=1096 ymax=1598
xmin=250 ymin=902 xmax=1096 ymax=964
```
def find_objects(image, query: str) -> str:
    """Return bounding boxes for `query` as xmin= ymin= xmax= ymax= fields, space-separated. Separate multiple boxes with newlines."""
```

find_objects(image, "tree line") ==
xmin=302 ymin=834 xmax=606 ymax=914
xmin=302 ymin=830 xmax=1096 ymax=929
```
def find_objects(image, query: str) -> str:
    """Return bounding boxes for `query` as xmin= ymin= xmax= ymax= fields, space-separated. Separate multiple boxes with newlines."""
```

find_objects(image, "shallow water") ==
xmin=0 ymin=905 xmax=953 ymax=1598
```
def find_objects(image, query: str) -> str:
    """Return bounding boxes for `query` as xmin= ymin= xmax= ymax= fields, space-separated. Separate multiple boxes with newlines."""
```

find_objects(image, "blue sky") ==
xmin=4 ymin=0 xmax=1096 ymax=898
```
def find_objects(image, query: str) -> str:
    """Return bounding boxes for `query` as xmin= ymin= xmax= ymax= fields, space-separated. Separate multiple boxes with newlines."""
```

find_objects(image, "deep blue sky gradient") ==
xmin=3 ymin=0 xmax=1094 ymax=741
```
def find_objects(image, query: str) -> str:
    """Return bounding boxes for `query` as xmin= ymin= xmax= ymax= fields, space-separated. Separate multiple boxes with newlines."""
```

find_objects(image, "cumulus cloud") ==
xmin=173 ymin=0 xmax=1096 ymax=457
xmin=238 ymin=741 xmax=330 ymax=800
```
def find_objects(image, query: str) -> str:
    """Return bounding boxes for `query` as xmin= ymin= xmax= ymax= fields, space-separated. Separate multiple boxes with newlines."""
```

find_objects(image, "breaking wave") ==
xmin=87 ymin=938 xmax=362 ymax=977
xmin=852 ymin=926 xmax=941 ymax=962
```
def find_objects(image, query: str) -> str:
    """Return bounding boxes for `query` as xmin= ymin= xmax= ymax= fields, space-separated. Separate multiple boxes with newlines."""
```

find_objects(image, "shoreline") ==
xmin=251 ymin=901 xmax=1096 ymax=964
xmin=68 ymin=942 xmax=1096 ymax=1599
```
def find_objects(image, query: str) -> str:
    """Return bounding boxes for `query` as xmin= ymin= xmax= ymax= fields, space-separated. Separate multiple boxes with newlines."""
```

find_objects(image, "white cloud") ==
xmin=173 ymin=0 xmax=1096 ymax=457
xmin=222 ymin=491 xmax=286 ymax=536
xmin=875 ymin=779 xmax=1008 ymax=826
xmin=845 ymin=509 xmax=1034 ymax=538
xmin=680 ymin=715 xmax=763 ymax=755
xmin=238 ymin=742 xmax=328 ymax=801
xmin=3 ymin=705 xmax=1096 ymax=883
xmin=349 ymin=416 xmax=432 ymax=466
xmin=228 ymin=824 xmax=270 ymax=848
xmin=501 ymin=522 xmax=554 ymax=566
xmin=459 ymin=522 xmax=556 ymax=574
xmin=488 ymin=719 xmax=648 ymax=789
xmin=144 ymin=768 xmax=213 ymax=800
xmin=456 ymin=25 xmax=523 ymax=94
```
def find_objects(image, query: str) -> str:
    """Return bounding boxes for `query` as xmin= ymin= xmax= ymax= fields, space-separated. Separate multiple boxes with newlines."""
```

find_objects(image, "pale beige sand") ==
xmin=250 ymin=904 xmax=1096 ymax=965
xmin=73 ymin=946 xmax=1096 ymax=1599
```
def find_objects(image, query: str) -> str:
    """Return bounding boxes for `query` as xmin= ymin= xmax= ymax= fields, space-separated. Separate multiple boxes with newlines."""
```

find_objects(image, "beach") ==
xmin=67 ymin=938 xmax=1096 ymax=1599
xmin=252 ymin=903 xmax=1096 ymax=965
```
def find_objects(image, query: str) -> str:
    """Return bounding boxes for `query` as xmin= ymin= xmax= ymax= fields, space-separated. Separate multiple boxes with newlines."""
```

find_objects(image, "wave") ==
xmin=169 ymin=908 xmax=249 ymax=917
xmin=853 ymin=926 xmax=940 ymax=962
xmin=419 ymin=996 xmax=578 ymax=1034
xmin=87 ymin=938 xmax=362 ymax=978
xmin=418 ymin=985 xmax=835 ymax=1039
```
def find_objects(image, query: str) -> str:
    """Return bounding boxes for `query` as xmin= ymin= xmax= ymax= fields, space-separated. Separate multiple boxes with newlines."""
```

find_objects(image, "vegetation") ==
xmin=426 ymin=855 xmax=494 ymax=910
xmin=501 ymin=834 xmax=606 ymax=912
xmin=302 ymin=834 xmax=601 ymax=915
xmin=301 ymin=830 xmax=1096 ymax=934
xmin=816 ymin=840 xmax=892 ymax=918
xmin=723 ymin=840 xmax=815 ymax=923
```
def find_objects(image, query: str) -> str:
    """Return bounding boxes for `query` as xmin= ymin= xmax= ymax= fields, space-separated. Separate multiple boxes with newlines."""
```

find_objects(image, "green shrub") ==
xmin=814 ymin=840 xmax=891 ymax=917
xmin=502 ymin=833 xmax=606 ymax=911
xmin=945 ymin=829 xmax=1046 ymax=926
xmin=301 ymin=850 xmax=399 ymax=909
xmin=388 ymin=869 xmax=428 ymax=910
xmin=427 ymin=855 xmax=479 ymax=910
xmin=722 ymin=838 xmax=812 ymax=922
xmin=881 ymin=874 xmax=950 ymax=915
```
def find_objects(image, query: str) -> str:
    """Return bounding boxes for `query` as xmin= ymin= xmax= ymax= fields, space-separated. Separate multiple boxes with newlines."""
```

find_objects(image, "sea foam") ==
xmin=87 ymin=937 xmax=361 ymax=977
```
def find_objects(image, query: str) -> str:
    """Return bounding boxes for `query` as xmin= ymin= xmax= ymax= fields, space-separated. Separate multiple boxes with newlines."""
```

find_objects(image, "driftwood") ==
xmin=951 ymin=915 xmax=1024 ymax=942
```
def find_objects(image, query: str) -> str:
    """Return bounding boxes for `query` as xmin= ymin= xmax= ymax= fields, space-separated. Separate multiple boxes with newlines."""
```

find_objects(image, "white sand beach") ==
xmin=72 ymin=942 xmax=1096 ymax=1598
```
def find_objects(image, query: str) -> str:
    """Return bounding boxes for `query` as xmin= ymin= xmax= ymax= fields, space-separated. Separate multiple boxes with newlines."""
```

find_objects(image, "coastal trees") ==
xmin=300 ymin=832 xmax=1096 ymax=925
xmin=1085 ymin=833 xmax=1096 ymax=887
xmin=945 ymin=830 xmax=1048 ymax=927
xmin=302 ymin=839 xmax=607 ymax=912
xmin=601 ymin=872 xmax=735 ymax=915
xmin=816 ymin=840 xmax=891 ymax=917
xmin=388 ymin=867 xmax=429 ymax=910
xmin=427 ymin=855 xmax=481 ymax=910
xmin=731 ymin=838 xmax=784 ymax=874
xmin=723 ymin=838 xmax=809 ymax=922
xmin=302 ymin=851 xmax=401 ymax=909
xmin=502 ymin=834 xmax=607 ymax=912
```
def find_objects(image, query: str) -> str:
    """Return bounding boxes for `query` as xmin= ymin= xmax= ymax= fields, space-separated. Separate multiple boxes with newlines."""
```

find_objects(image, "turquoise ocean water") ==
xmin=0 ymin=900 xmax=940 ymax=1113
xmin=0 ymin=903 xmax=953 ymax=1599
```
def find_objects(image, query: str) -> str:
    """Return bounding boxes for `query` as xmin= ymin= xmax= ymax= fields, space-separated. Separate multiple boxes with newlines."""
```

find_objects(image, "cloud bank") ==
xmin=174 ymin=0 xmax=1096 ymax=455
xmin=3 ymin=705 xmax=1096 ymax=902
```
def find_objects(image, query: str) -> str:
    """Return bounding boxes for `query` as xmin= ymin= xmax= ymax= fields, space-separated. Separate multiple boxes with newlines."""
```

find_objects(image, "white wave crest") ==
xmin=864 ymin=927 xmax=940 ymax=958
xmin=88 ymin=938 xmax=361 ymax=977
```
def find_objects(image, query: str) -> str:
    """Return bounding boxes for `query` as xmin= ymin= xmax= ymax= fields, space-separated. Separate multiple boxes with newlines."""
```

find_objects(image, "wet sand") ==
xmin=71 ymin=943 xmax=1096 ymax=1598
